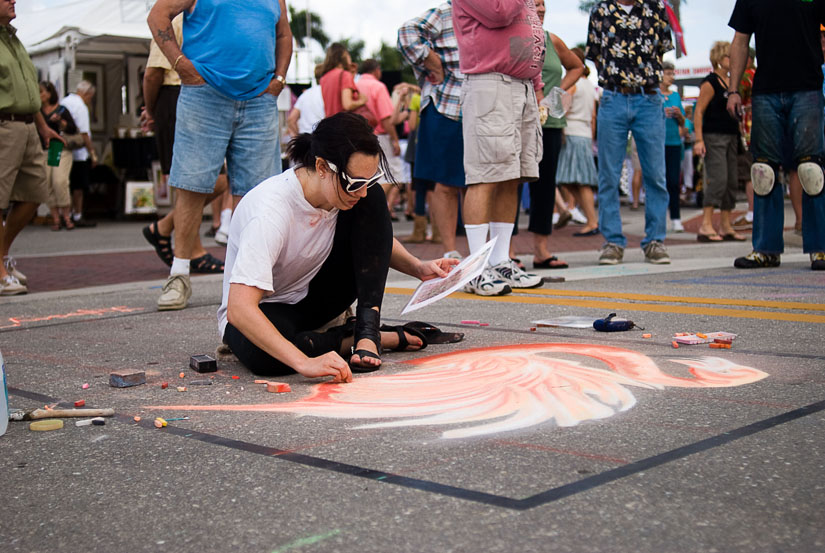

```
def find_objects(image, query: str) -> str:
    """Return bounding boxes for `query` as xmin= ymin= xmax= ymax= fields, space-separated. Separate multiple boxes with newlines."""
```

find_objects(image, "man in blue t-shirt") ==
xmin=727 ymin=0 xmax=825 ymax=271
xmin=147 ymin=0 xmax=293 ymax=310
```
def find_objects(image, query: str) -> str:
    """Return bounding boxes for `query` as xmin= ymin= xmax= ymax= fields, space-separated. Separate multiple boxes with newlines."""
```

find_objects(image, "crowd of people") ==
xmin=2 ymin=0 xmax=824 ymax=379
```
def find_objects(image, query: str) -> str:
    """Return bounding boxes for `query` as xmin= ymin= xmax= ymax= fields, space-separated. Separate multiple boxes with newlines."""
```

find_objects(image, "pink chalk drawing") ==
xmin=148 ymin=344 xmax=768 ymax=439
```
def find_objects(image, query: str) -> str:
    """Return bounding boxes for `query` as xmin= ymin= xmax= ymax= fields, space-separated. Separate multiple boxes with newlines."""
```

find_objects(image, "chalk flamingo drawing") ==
xmin=149 ymin=344 xmax=768 ymax=439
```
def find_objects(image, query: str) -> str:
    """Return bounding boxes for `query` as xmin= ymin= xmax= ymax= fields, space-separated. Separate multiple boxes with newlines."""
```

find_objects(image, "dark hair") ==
xmin=570 ymin=47 xmax=589 ymax=78
xmin=358 ymin=59 xmax=380 ymax=75
xmin=320 ymin=43 xmax=350 ymax=77
xmin=39 ymin=81 xmax=58 ymax=104
xmin=286 ymin=112 xmax=395 ymax=186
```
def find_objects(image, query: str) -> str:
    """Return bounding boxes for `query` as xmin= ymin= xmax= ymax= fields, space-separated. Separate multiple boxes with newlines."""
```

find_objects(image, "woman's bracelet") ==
xmin=173 ymin=54 xmax=184 ymax=71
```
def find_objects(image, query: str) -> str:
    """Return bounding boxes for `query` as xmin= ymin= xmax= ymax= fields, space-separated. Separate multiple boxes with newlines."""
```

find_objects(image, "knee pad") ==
xmin=797 ymin=161 xmax=824 ymax=197
xmin=751 ymin=162 xmax=776 ymax=196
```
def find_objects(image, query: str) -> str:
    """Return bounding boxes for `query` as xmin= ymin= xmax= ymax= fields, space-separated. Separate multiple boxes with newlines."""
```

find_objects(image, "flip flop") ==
xmin=379 ymin=324 xmax=428 ymax=352
xmin=721 ymin=233 xmax=747 ymax=242
xmin=397 ymin=321 xmax=464 ymax=345
xmin=533 ymin=256 xmax=569 ymax=269
xmin=697 ymin=233 xmax=723 ymax=242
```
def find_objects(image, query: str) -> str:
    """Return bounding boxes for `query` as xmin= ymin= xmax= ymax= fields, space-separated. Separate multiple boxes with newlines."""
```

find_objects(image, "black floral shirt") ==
xmin=585 ymin=0 xmax=674 ymax=89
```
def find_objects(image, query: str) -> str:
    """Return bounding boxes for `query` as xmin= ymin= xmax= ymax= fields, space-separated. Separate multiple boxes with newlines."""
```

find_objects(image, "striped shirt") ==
xmin=397 ymin=1 xmax=463 ymax=121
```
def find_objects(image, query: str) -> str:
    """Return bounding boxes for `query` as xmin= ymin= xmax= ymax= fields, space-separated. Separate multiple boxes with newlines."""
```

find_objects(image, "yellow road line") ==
xmin=509 ymin=288 xmax=825 ymax=311
xmin=384 ymin=287 xmax=825 ymax=324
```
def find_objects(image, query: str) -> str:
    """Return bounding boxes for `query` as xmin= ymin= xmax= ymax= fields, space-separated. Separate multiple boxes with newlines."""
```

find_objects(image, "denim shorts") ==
xmin=750 ymin=90 xmax=824 ymax=169
xmin=170 ymin=84 xmax=280 ymax=196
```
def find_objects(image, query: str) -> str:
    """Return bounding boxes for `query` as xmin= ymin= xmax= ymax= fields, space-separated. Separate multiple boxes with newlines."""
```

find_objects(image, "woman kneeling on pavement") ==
xmin=218 ymin=112 xmax=457 ymax=382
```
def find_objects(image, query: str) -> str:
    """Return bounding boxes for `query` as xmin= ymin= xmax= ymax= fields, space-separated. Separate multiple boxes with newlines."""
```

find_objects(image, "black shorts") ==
xmin=69 ymin=159 xmax=90 ymax=193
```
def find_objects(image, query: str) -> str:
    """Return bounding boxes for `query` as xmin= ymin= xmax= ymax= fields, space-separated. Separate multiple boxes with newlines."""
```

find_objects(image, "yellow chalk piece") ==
xmin=154 ymin=417 xmax=167 ymax=428
xmin=29 ymin=419 xmax=64 ymax=432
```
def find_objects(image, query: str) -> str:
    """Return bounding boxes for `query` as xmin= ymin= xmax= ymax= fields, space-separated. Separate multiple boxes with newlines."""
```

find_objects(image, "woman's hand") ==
xmin=693 ymin=140 xmax=706 ymax=157
xmin=416 ymin=257 xmax=459 ymax=281
xmin=296 ymin=351 xmax=352 ymax=383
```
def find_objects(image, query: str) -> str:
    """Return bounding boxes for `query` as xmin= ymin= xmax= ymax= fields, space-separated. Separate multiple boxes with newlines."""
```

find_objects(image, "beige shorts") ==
xmin=46 ymin=150 xmax=73 ymax=208
xmin=0 ymin=120 xmax=49 ymax=209
xmin=377 ymin=133 xmax=404 ymax=184
xmin=461 ymin=73 xmax=542 ymax=185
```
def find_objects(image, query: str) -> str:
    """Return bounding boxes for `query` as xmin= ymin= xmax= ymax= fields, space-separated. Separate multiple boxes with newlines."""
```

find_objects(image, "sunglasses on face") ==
xmin=325 ymin=160 xmax=384 ymax=193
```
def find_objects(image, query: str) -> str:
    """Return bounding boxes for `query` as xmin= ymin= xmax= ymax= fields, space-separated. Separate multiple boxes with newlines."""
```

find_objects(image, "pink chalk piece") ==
xmin=81 ymin=383 xmax=90 ymax=390
xmin=479 ymin=322 xmax=489 ymax=327
xmin=460 ymin=320 xmax=480 ymax=325
xmin=254 ymin=379 xmax=269 ymax=385
xmin=266 ymin=382 xmax=291 ymax=393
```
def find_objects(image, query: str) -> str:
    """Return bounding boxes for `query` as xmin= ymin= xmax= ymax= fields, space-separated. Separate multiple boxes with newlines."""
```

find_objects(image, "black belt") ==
xmin=604 ymin=84 xmax=659 ymax=95
xmin=0 ymin=112 xmax=35 ymax=123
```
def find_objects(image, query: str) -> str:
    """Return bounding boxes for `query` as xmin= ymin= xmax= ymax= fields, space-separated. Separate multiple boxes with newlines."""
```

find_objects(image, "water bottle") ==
xmin=1 ymin=349 xmax=8 ymax=437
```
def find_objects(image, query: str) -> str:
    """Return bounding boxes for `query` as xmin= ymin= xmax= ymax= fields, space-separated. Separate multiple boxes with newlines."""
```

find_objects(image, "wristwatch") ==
xmin=724 ymin=90 xmax=740 ymax=99
xmin=274 ymin=75 xmax=286 ymax=86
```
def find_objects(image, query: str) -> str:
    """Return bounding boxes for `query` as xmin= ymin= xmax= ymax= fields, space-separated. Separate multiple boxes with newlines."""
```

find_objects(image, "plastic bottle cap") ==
xmin=29 ymin=419 xmax=64 ymax=431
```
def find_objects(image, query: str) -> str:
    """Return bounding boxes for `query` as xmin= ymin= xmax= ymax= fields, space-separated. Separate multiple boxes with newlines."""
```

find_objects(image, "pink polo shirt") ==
xmin=355 ymin=73 xmax=394 ymax=135
xmin=452 ymin=0 xmax=545 ymax=92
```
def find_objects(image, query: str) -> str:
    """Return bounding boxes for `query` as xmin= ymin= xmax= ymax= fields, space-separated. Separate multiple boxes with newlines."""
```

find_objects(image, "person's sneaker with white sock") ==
xmin=443 ymin=250 xmax=462 ymax=260
xmin=490 ymin=259 xmax=543 ymax=289
xmin=463 ymin=267 xmax=511 ymax=296
xmin=670 ymin=219 xmax=684 ymax=233
xmin=157 ymin=274 xmax=192 ymax=310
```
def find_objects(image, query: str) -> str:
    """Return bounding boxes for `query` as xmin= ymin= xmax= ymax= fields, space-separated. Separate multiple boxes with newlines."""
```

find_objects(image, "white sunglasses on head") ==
xmin=325 ymin=160 xmax=384 ymax=193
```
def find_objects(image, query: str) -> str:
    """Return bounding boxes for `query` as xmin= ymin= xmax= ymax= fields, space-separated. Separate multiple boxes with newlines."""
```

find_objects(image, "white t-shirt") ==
xmin=294 ymin=85 xmax=325 ymax=134
xmin=217 ymin=168 xmax=339 ymax=338
xmin=60 ymin=93 xmax=91 ymax=161
xmin=564 ymin=78 xmax=596 ymax=139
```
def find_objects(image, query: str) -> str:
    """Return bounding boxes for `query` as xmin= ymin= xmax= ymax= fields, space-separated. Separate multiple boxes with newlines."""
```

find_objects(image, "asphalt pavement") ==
xmin=1 ymin=199 xmax=823 ymax=553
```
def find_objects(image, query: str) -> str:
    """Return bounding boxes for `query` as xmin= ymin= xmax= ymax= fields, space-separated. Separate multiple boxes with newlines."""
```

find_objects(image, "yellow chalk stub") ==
xmin=29 ymin=419 xmax=64 ymax=432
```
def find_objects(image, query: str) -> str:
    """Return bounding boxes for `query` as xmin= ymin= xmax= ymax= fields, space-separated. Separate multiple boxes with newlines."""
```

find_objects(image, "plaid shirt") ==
xmin=397 ymin=1 xmax=463 ymax=121
xmin=585 ymin=0 xmax=674 ymax=90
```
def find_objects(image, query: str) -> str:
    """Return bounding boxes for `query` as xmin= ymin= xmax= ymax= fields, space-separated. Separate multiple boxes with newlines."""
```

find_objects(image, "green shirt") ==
xmin=541 ymin=31 xmax=565 ymax=129
xmin=0 ymin=24 xmax=41 ymax=114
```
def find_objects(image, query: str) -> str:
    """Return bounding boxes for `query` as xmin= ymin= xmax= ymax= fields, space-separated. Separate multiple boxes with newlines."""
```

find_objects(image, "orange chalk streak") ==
xmin=146 ymin=344 xmax=768 ymax=440
xmin=0 ymin=306 xmax=144 ymax=329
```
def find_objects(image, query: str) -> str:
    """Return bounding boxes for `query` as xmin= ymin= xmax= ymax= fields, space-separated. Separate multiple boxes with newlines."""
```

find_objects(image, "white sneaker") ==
xmin=157 ymin=274 xmax=192 ymax=311
xmin=0 ymin=274 xmax=27 ymax=296
xmin=671 ymin=219 xmax=684 ymax=233
xmin=3 ymin=256 xmax=26 ymax=285
xmin=463 ymin=268 xmax=512 ymax=296
xmin=214 ymin=229 xmax=229 ymax=246
xmin=570 ymin=207 xmax=588 ymax=225
xmin=490 ymin=259 xmax=543 ymax=289
xmin=443 ymin=250 xmax=462 ymax=260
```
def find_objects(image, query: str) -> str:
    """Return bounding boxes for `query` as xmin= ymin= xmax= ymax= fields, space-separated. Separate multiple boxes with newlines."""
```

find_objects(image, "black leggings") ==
xmin=665 ymin=145 xmax=682 ymax=220
xmin=525 ymin=127 xmax=563 ymax=235
xmin=223 ymin=185 xmax=393 ymax=376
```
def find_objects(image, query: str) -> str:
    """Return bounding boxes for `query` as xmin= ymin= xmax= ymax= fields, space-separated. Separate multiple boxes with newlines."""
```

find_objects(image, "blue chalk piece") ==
xmin=109 ymin=370 xmax=146 ymax=388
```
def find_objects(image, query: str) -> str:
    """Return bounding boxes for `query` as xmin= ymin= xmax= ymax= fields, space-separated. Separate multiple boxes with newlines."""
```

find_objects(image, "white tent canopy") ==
xmin=17 ymin=0 xmax=152 ymax=52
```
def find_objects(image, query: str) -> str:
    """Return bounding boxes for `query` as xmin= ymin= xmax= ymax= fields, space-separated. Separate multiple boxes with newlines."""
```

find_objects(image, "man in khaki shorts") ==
xmin=0 ymin=0 xmax=63 ymax=295
xmin=452 ymin=0 xmax=545 ymax=295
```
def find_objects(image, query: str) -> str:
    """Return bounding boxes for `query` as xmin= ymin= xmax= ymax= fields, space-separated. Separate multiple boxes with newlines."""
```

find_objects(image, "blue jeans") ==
xmin=170 ymin=83 xmax=281 ymax=196
xmin=751 ymin=90 xmax=825 ymax=254
xmin=597 ymin=89 xmax=668 ymax=248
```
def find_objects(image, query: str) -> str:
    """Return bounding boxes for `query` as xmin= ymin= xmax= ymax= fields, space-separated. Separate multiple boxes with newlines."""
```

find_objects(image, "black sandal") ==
xmin=190 ymin=253 xmax=225 ymax=274
xmin=379 ymin=323 xmax=428 ymax=352
xmin=350 ymin=307 xmax=382 ymax=373
xmin=142 ymin=223 xmax=173 ymax=266
xmin=402 ymin=321 xmax=464 ymax=344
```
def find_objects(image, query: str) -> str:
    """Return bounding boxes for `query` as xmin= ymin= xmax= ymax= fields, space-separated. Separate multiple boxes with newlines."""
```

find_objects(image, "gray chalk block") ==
xmin=109 ymin=370 xmax=146 ymax=388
